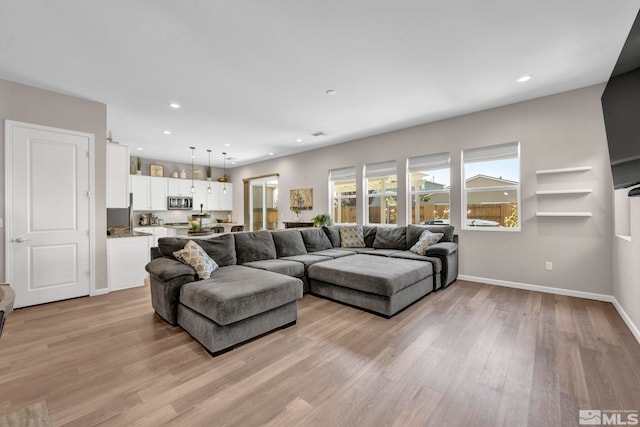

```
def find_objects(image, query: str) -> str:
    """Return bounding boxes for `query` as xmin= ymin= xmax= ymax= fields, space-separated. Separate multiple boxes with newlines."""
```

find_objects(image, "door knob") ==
xmin=13 ymin=237 xmax=28 ymax=243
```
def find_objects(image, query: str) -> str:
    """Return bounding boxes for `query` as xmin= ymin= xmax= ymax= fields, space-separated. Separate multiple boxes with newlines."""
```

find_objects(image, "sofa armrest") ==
xmin=145 ymin=257 xmax=196 ymax=282
xmin=424 ymin=242 xmax=458 ymax=256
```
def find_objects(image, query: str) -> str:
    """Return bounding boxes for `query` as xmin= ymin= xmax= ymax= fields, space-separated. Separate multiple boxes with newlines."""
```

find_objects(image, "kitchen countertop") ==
xmin=107 ymin=230 xmax=152 ymax=239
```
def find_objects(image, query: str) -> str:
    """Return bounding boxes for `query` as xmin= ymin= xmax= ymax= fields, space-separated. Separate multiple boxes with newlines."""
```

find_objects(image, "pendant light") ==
xmin=222 ymin=152 xmax=227 ymax=195
xmin=190 ymin=146 xmax=196 ymax=193
xmin=206 ymin=149 xmax=212 ymax=194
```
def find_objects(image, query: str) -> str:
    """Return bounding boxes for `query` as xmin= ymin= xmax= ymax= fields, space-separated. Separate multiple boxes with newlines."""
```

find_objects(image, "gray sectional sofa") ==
xmin=145 ymin=224 xmax=458 ymax=355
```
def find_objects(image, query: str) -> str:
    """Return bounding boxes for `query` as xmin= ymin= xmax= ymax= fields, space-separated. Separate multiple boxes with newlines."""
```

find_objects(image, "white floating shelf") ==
xmin=536 ymin=212 xmax=593 ymax=217
xmin=536 ymin=166 xmax=592 ymax=175
xmin=535 ymin=189 xmax=592 ymax=195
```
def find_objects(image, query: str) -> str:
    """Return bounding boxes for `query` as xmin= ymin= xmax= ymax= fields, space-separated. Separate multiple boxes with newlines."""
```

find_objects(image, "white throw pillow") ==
xmin=173 ymin=240 xmax=218 ymax=279
xmin=409 ymin=230 xmax=444 ymax=256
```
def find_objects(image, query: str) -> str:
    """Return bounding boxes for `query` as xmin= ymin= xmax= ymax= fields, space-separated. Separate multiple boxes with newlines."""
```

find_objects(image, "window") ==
xmin=408 ymin=152 xmax=450 ymax=225
xmin=364 ymin=160 xmax=397 ymax=225
xmin=329 ymin=167 xmax=357 ymax=224
xmin=462 ymin=141 xmax=520 ymax=230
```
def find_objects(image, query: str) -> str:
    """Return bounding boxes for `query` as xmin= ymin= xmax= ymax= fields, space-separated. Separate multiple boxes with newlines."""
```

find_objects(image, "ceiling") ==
xmin=1 ymin=1 xmax=639 ymax=168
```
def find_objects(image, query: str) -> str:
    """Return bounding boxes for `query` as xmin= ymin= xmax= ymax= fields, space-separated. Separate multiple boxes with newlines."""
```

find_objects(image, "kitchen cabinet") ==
xmin=134 ymin=226 xmax=167 ymax=246
xmin=131 ymin=175 xmax=167 ymax=210
xmin=192 ymin=180 xmax=209 ymax=211
xmin=167 ymin=178 xmax=193 ymax=196
xmin=107 ymin=235 xmax=151 ymax=291
xmin=206 ymin=182 xmax=233 ymax=211
xmin=106 ymin=143 xmax=129 ymax=208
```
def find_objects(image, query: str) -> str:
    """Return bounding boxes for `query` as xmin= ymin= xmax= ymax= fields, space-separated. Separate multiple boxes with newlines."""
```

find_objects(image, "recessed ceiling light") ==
xmin=136 ymin=147 xmax=143 ymax=151
xmin=231 ymin=161 xmax=237 ymax=165
xmin=296 ymin=138 xmax=303 ymax=142
xmin=169 ymin=103 xmax=181 ymax=109
xmin=162 ymin=130 xmax=172 ymax=135
xmin=516 ymin=74 xmax=533 ymax=83
xmin=224 ymin=143 xmax=231 ymax=147
xmin=268 ymin=152 xmax=274 ymax=156
xmin=325 ymin=89 xmax=337 ymax=96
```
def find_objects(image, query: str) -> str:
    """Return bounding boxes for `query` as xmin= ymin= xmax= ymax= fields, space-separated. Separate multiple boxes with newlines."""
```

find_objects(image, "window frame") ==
xmin=407 ymin=152 xmax=451 ymax=225
xmin=461 ymin=142 xmax=521 ymax=232
xmin=364 ymin=160 xmax=398 ymax=225
xmin=329 ymin=166 xmax=357 ymax=225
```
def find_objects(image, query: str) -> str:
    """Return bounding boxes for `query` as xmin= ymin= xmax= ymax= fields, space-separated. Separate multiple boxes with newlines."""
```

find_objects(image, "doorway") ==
xmin=5 ymin=120 xmax=94 ymax=308
xmin=244 ymin=175 xmax=279 ymax=231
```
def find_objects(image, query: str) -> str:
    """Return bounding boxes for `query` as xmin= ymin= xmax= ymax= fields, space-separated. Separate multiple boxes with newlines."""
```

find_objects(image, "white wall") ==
xmin=0 ymin=79 xmax=108 ymax=291
xmin=231 ymin=84 xmax=614 ymax=295
xmin=613 ymin=192 xmax=640 ymax=337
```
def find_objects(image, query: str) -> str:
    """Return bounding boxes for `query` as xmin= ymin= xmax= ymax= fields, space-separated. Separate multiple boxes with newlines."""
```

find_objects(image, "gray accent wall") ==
xmin=0 ymin=78 xmax=108 ymax=291
xmin=231 ymin=84 xmax=615 ymax=296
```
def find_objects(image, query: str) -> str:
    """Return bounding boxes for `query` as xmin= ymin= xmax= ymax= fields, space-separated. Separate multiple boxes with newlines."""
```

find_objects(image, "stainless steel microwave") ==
xmin=167 ymin=196 xmax=193 ymax=210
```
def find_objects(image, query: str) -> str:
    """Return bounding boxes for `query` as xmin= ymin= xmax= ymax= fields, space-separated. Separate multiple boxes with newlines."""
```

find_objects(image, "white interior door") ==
xmin=5 ymin=120 xmax=94 ymax=308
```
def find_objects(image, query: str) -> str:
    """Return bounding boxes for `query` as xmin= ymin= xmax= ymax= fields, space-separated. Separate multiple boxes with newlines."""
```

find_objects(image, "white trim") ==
xmin=91 ymin=288 xmax=110 ymax=297
xmin=536 ymin=212 xmax=592 ymax=217
xmin=611 ymin=297 xmax=640 ymax=344
xmin=458 ymin=275 xmax=640 ymax=345
xmin=535 ymin=189 xmax=592 ymax=195
xmin=458 ymin=275 xmax=613 ymax=302
xmin=535 ymin=166 xmax=592 ymax=175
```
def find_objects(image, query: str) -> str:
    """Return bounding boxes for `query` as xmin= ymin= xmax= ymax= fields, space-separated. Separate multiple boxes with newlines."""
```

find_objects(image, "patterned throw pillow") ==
xmin=340 ymin=225 xmax=366 ymax=248
xmin=409 ymin=230 xmax=444 ymax=256
xmin=173 ymin=240 xmax=219 ymax=279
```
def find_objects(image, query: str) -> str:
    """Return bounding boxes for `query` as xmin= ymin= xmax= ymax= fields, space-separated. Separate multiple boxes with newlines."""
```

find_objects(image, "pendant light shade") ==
xmin=222 ymin=152 xmax=227 ymax=195
xmin=207 ymin=149 xmax=212 ymax=194
xmin=190 ymin=146 xmax=196 ymax=193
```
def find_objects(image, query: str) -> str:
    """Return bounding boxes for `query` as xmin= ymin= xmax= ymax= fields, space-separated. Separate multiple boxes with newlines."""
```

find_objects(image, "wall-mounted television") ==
xmin=601 ymin=9 xmax=640 ymax=193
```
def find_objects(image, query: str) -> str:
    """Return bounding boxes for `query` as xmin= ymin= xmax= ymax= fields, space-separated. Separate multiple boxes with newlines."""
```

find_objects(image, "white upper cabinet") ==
xmin=167 ymin=178 xmax=192 ymax=196
xmin=106 ymin=144 xmax=129 ymax=208
xmin=192 ymin=180 xmax=208 ymax=211
xmin=131 ymin=175 xmax=167 ymax=211
xmin=219 ymin=182 xmax=233 ymax=211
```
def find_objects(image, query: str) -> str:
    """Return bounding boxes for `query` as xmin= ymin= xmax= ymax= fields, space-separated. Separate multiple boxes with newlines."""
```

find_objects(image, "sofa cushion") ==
xmin=363 ymin=226 xmax=378 ymax=247
xmin=234 ymin=230 xmax=277 ymax=264
xmin=322 ymin=225 xmax=342 ymax=248
xmin=308 ymin=254 xmax=432 ymax=297
xmin=339 ymin=225 xmax=366 ymax=248
xmin=407 ymin=224 xmax=454 ymax=247
xmin=158 ymin=234 xmax=236 ymax=267
xmin=409 ymin=230 xmax=444 ymax=256
xmin=300 ymin=228 xmax=333 ymax=252
xmin=180 ymin=265 xmax=302 ymax=326
xmin=373 ymin=226 xmax=407 ymax=250
xmin=390 ymin=251 xmax=443 ymax=274
xmin=173 ymin=240 xmax=219 ymax=280
xmin=243 ymin=259 xmax=305 ymax=278
xmin=281 ymin=254 xmax=334 ymax=272
xmin=310 ymin=248 xmax=357 ymax=258
xmin=271 ymin=229 xmax=307 ymax=257
xmin=364 ymin=248 xmax=404 ymax=257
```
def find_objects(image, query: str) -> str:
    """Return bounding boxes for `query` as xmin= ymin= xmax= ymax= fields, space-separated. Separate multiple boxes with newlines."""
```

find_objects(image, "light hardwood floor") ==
xmin=1 ymin=280 xmax=639 ymax=426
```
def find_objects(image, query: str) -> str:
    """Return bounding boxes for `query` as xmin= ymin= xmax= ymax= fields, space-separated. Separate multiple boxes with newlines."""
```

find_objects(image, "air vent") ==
xmin=311 ymin=131 xmax=327 ymax=137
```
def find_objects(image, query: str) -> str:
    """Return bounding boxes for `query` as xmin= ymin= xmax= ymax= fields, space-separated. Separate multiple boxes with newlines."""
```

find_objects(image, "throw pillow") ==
xmin=173 ymin=240 xmax=219 ymax=279
xmin=409 ymin=230 xmax=444 ymax=256
xmin=340 ymin=225 xmax=366 ymax=248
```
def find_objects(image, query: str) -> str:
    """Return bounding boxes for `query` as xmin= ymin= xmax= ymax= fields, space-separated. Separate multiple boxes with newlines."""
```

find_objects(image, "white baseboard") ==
xmin=457 ymin=275 xmax=614 ymax=302
xmin=91 ymin=288 xmax=110 ymax=296
xmin=457 ymin=275 xmax=640 ymax=345
xmin=611 ymin=297 xmax=640 ymax=344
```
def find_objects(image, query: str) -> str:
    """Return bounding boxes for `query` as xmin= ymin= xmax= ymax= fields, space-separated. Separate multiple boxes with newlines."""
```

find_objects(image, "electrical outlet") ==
xmin=545 ymin=261 xmax=553 ymax=271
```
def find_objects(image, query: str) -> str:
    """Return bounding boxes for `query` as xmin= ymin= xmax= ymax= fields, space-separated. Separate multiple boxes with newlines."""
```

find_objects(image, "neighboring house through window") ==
xmin=329 ymin=166 xmax=357 ymax=224
xmin=408 ymin=152 xmax=450 ymax=225
xmin=462 ymin=141 xmax=520 ymax=230
xmin=364 ymin=160 xmax=398 ymax=225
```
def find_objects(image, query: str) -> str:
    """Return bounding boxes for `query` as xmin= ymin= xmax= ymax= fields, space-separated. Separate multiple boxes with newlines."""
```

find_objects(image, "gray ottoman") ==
xmin=177 ymin=265 xmax=303 ymax=355
xmin=307 ymin=254 xmax=433 ymax=317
